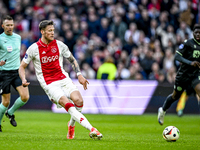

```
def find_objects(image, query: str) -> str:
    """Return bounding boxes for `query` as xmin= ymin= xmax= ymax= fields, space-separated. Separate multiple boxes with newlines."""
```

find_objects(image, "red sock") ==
xmin=65 ymin=103 xmax=75 ymax=112
xmin=75 ymin=104 xmax=83 ymax=108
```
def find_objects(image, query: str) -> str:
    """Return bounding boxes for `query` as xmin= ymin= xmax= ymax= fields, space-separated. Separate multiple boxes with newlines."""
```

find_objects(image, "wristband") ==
xmin=77 ymin=72 xmax=82 ymax=77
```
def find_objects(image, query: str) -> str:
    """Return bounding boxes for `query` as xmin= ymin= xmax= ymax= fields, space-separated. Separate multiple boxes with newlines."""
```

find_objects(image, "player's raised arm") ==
xmin=19 ymin=61 xmax=30 ymax=87
xmin=175 ymin=53 xmax=200 ymax=68
xmin=66 ymin=54 xmax=89 ymax=90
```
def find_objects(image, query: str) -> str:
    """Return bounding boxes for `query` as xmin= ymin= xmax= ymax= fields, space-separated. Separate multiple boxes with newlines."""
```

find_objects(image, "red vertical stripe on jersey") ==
xmin=37 ymin=39 xmax=66 ymax=85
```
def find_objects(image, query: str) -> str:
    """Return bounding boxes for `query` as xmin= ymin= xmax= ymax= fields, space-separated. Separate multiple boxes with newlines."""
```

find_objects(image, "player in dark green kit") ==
xmin=0 ymin=15 xmax=29 ymax=132
xmin=158 ymin=24 xmax=200 ymax=125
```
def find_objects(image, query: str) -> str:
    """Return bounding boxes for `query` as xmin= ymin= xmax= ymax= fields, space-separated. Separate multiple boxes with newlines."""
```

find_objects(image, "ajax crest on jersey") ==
xmin=163 ymin=126 xmax=180 ymax=142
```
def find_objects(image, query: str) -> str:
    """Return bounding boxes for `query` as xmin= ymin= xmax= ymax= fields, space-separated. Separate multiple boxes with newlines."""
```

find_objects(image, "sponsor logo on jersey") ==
xmin=179 ymin=44 xmax=184 ymax=49
xmin=42 ymin=51 xmax=46 ymax=54
xmin=41 ymin=55 xmax=59 ymax=63
xmin=193 ymin=50 xmax=200 ymax=58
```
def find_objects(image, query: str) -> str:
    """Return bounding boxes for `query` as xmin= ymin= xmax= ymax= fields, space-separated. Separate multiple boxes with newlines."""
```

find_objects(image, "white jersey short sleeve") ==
xmin=56 ymin=40 xmax=71 ymax=58
xmin=23 ymin=43 xmax=37 ymax=64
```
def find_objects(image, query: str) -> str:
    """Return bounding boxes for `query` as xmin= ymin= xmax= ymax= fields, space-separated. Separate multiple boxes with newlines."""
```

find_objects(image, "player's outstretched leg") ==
xmin=158 ymin=107 xmax=165 ymax=125
xmin=65 ymin=103 xmax=103 ymax=140
xmin=158 ymin=94 xmax=177 ymax=125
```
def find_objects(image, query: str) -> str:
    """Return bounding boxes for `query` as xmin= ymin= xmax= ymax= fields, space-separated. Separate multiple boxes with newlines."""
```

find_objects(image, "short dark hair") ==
xmin=39 ymin=20 xmax=54 ymax=30
xmin=193 ymin=24 xmax=200 ymax=31
xmin=2 ymin=15 xmax=13 ymax=24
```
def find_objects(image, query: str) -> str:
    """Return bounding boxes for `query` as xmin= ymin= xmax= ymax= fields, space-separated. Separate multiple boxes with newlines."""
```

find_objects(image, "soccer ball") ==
xmin=163 ymin=126 xmax=180 ymax=142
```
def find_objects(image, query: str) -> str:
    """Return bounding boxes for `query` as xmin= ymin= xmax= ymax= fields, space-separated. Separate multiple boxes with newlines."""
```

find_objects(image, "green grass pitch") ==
xmin=0 ymin=111 xmax=199 ymax=150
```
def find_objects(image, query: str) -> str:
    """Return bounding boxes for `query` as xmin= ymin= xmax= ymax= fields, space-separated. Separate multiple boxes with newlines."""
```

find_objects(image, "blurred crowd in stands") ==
xmin=0 ymin=0 xmax=199 ymax=83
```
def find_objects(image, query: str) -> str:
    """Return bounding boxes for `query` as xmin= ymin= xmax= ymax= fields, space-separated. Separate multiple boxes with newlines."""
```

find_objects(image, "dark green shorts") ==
xmin=174 ymin=74 xmax=200 ymax=93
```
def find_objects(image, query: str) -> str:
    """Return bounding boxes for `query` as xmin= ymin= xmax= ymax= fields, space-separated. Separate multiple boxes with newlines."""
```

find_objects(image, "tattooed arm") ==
xmin=67 ymin=54 xmax=81 ymax=75
xmin=67 ymin=54 xmax=89 ymax=90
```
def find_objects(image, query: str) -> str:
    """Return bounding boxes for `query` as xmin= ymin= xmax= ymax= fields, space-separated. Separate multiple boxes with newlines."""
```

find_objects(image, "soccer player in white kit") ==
xmin=18 ymin=20 xmax=103 ymax=140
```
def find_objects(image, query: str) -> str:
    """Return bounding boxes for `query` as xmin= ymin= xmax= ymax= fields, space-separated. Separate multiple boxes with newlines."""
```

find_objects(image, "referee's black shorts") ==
xmin=0 ymin=70 xmax=22 ymax=95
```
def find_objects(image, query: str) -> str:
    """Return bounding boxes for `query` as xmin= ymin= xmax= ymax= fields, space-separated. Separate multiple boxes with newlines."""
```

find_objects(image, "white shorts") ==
xmin=43 ymin=78 xmax=79 ymax=108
